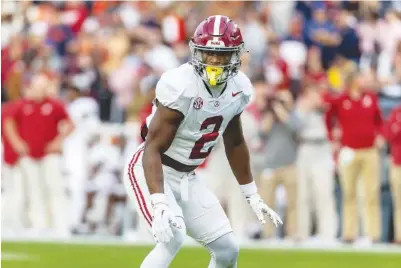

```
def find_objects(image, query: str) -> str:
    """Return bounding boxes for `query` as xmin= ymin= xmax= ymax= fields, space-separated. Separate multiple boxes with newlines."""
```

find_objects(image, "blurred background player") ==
xmin=63 ymin=84 xmax=100 ymax=232
xmin=81 ymin=134 xmax=125 ymax=235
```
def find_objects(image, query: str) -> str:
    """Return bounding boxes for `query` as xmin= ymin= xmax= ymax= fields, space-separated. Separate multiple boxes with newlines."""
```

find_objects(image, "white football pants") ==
xmin=123 ymin=146 xmax=233 ymax=246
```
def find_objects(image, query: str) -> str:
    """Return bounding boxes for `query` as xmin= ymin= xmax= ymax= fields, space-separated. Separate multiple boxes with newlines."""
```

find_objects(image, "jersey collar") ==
xmin=202 ymin=81 xmax=227 ymax=98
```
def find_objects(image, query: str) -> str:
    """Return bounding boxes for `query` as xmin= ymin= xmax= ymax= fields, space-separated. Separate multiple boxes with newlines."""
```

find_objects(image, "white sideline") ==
xmin=1 ymin=252 xmax=38 ymax=261
xmin=2 ymin=236 xmax=401 ymax=254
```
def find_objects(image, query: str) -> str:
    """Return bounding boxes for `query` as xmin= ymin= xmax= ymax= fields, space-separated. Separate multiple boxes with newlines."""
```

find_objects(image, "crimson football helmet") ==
xmin=189 ymin=15 xmax=245 ymax=86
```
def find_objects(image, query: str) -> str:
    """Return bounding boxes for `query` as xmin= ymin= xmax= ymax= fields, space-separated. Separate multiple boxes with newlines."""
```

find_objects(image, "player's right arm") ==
xmin=142 ymin=100 xmax=185 ymax=243
xmin=143 ymin=69 xmax=190 ymax=195
xmin=142 ymin=102 xmax=184 ymax=194
xmin=143 ymin=71 xmax=189 ymax=243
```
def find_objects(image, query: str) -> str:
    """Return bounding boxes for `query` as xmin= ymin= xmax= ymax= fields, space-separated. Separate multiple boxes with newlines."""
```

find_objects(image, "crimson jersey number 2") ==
xmin=189 ymin=116 xmax=223 ymax=159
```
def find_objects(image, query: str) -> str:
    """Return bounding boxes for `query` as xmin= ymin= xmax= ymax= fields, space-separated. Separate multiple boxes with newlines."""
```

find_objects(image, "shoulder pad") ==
xmin=232 ymin=71 xmax=253 ymax=97
xmin=159 ymin=63 xmax=198 ymax=98
xmin=156 ymin=63 xmax=198 ymax=115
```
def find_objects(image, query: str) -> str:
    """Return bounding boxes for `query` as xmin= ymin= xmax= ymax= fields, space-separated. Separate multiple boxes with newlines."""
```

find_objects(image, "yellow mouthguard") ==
xmin=205 ymin=66 xmax=223 ymax=86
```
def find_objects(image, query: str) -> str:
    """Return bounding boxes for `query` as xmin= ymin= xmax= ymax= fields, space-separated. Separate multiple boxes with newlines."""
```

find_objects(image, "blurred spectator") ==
xmin=265 ymin=1 xmax=295 ymax=37
xmin=61 ymin=1 xmax=89 ymax=34
xmin=304 ymin=47 xmax=329 ymax=91
xmin=325 ymin=71 xmax=383 ymax=243
xmin=135 ymin=74 xmax=157 ymax=136
xmin=378 ymin=40 xmax=401 ymax=100
xmin=294 ymin=85 xmax=337 ymax=243
xmin=1 ymin=35 xmax=25 ymax=101
xmin=335 ymin=10 xmax=361 ymax=63
xmin=258 ymin=88 xmax=298 ymax=240
xmin=327 ymin=54 xmax=357 ymax=93
xmin=382 ymin=105 xmax=401 ymax=244
xmin=376 ymin=9 xmax=401 ymax=61
xmin=144 ymin=30 xmax=180 ymax=75
xmin=245 ymin=81 xmax=271 ymax=174
xmin=304 ymin=6 xmax=341 ymax=69
xmin=161 ymin=3 xmax=187 ymax=46
xmin=280 ymin=15 xmax=308 ymax=97
xmin=357 ymin=9 xmax=380 ymax=71
xmin=263 ymin=39 xmax=290 ymax=92
xmin=45 ymin=6 xmax=75 ymax=58
xmin=4 ymin=73 xmax=74 ymax=237
xmin=241 ymin=7 xmax=269 ymax=79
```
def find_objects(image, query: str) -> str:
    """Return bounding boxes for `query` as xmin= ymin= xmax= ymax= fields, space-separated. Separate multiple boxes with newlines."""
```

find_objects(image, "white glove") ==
xmin=246 ymin=193 xmax=283 ymax=226
xmin=151 ymin=193 xmax=182 ymax=243
xmin=240 ymin=182 xmax=283 ymax=227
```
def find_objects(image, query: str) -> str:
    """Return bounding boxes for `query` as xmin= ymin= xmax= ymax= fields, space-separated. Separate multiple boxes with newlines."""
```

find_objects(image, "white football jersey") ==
xmin=145 ymin=63 xmax=253 ymax=166
xmin=67 ymin=97 xmax=100 ymax=138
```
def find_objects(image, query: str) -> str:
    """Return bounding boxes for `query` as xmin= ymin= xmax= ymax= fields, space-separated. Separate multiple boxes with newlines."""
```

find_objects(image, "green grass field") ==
xmin=2 ymin=242 xmax=401 ymax=268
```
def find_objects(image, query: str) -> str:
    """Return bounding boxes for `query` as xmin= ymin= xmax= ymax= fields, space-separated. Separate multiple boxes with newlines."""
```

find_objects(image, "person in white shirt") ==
xmin=294 ymin=85 xmax=338 ymax=244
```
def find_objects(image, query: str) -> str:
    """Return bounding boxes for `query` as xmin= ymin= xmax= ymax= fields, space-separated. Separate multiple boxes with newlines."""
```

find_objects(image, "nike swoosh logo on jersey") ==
xmin=232 ymin=91 xmax=242 ymax=97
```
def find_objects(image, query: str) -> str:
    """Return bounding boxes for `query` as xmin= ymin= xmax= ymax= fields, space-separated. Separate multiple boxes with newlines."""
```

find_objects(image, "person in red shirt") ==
xmin=1 ymin=100 xmax=25 ymax=232
xmin=382 ymin=105 xmax=401 ymax=244
xmin=325 ymin=71 xmax=383 ymax=243
xmin=264 ymin=40 xmax=290 ymax=92
xmin=4 ymin=73 xmax=74 ymax=237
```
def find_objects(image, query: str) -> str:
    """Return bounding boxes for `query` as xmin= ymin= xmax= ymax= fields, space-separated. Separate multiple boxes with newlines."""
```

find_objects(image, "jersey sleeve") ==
xmin=155 ymin=77 xmax=191 ymax=116
xmin=235 ymin=74 xmax=253 ymax=115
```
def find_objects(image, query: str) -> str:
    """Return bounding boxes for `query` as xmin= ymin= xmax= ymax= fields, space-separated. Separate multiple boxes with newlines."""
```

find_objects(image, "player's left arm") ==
xmin=223 ymin=113 xmax=282 ymax=226
xmin=223 ymin=113 xmax=253 ymax=185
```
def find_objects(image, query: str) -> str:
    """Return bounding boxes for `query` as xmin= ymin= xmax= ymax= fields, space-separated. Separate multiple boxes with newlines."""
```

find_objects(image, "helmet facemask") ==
xmin=189 ymin=41 xmax=244 ymax=86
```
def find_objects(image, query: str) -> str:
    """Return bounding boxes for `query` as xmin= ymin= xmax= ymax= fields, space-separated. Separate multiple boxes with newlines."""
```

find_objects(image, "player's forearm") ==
xmin=225 ymin=141 xmax=253 ymax=185
xmin=142 ymin=145 xmax=165 ymax=194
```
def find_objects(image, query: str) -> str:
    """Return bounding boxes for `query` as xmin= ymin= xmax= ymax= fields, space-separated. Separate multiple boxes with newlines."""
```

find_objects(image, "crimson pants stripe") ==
xmin=128 ymin=148 xmax=152 ymax=227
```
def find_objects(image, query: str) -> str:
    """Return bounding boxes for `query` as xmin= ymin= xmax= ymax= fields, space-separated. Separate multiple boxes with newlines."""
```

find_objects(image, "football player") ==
xmin=123 ymin=15 xmax=282 ymax=268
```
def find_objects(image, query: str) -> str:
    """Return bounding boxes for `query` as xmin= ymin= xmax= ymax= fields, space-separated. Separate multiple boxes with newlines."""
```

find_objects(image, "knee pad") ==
xmin=207 ymin=232 xmax=239 ymax=266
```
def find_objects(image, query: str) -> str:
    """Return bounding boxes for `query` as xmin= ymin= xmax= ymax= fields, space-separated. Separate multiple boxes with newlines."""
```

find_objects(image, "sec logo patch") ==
xmin=193 ymin=97 xmax=203 ymax=110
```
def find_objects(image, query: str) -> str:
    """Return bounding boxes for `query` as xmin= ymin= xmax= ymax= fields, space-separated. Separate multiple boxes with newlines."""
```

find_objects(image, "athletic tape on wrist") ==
xmin=239 ymin=181 xmax=258 ymax=197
